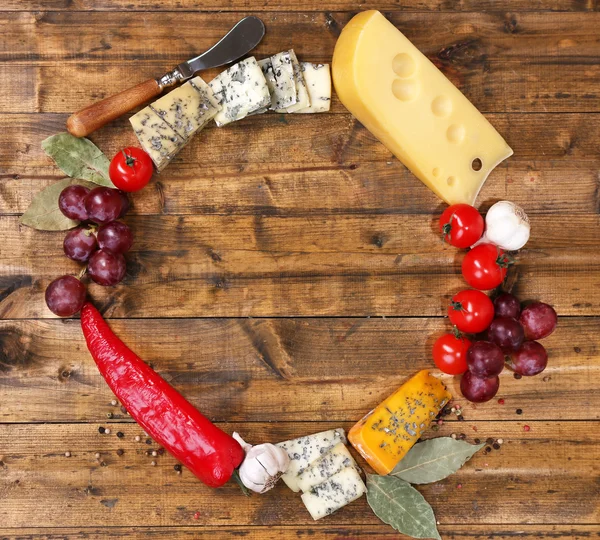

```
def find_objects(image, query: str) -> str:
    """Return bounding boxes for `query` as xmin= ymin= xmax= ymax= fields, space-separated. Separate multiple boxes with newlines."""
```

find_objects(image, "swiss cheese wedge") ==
xmin=348 ymin=370 xmax=451 ymax=475
xmin=332 ymin=10 xmax=513 ymax=206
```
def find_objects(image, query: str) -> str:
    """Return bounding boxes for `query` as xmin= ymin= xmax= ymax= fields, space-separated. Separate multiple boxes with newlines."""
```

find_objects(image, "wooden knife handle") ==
xmin=66 ymin=79 xmax=161 ymax=138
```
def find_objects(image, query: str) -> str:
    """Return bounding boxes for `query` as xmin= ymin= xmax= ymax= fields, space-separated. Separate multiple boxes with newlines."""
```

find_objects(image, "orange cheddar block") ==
xmin=349 ymin=370 xmax=451 ymax=475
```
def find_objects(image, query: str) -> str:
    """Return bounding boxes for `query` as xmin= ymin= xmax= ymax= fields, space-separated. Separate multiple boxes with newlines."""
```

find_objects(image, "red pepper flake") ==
xmin=497 ymin=398 xmax=505 ymax=405
xmin=193 ymin=512 xmax=200 ymax=520
xmin=523 ymin=425 xmax=531 ymax=432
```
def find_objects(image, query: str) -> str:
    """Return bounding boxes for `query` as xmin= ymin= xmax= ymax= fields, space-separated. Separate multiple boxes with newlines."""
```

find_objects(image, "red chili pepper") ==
xmin=80 ymin=302 xmax=244 ymax=487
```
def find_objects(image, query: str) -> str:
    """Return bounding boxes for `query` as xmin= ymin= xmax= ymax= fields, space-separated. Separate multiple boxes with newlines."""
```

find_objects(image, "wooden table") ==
xmin=1 ymin=1 xmax=599 ymax=538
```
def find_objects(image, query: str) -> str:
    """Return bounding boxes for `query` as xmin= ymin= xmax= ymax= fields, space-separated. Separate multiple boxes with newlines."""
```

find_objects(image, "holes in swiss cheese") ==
xmin=471 ymin=158 xmax=483 ymax=171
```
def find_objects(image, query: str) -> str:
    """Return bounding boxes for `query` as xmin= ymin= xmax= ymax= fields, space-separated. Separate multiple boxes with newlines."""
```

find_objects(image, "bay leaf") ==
xmin=366 ymin=474 xmax=441 ymax=540
xmin=41 ymin=132 xmax=114 ymax=187
xmin=392 ymin=437 xmax=484 ymax=484
xmin=20 ymin=178 xmax=95 ymax=231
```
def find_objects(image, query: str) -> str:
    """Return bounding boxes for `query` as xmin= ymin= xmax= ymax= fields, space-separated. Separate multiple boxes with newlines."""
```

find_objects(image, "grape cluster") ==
xmin=45 ymin=186 xmax=133 ymax=317
xmin=461 ymin=293 xmax=557 ymax=402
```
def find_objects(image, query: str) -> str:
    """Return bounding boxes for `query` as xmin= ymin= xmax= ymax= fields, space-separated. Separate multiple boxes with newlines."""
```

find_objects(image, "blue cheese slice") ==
xmin=259 ymin=52 xmax=297 ymax=111
xmin=277 ymin=428 xmax=346 ymax=492
xmin=129 ymin=106 xmax=185 ymax=171
xmin=150 ymin=77 xmax=218 ymax=140
xmin=274 ymin=50 xmax=310 ymax=113
xmin=294 ymin=63 xmax=331 ymax=113
xmin=209 ymin=57 xmax=271 ymax=126
xmin=296 ymin=442 xmax=360 ymax=493
xmin=301 ymin=466 xmax=367 ymax=520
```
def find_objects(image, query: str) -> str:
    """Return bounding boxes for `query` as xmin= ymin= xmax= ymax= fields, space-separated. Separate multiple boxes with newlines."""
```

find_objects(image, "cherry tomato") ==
xmin=439 ymin=204 xmax=484 ymax=249
xmin=109 ymin=147 xmax=154 ymax=192
xmin=462 ymin=243 xmax=513 ymax=290
xmin=448 ymin=289 xmax=495 ymax=334
xmin=432 ymin=330 xmax=472 ymax=375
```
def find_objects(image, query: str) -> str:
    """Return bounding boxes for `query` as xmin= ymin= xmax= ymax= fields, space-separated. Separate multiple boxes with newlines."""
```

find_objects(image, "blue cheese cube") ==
xmin=129 ymin=106 xmax=185 ymax=171
xmin=209 ymin=57 xmax=271 ymax=126
xmin=273 ymin=50 xmax=310 ymax=113
xmin=294 ymin=63 xmax=331 ymax=113
xmin=277 ymin=428 xmax=346 ymax=492
xmin=259 ymin=52 xmax=297 ymax=111
xmin=301 ymin=466 xmax=367 ymax=520
xmin=296 ymin=442 xmax=360 ymax=493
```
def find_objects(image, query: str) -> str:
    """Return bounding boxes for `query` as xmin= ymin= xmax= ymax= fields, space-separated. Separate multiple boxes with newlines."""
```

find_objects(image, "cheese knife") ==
xmin=66 ymin=16 xmax=266 ymax=138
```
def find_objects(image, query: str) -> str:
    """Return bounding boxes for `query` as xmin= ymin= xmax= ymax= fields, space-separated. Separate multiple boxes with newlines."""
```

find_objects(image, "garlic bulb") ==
xmin=482 ymin=200 xmax=530 ymax=251
xmin=233 ymin=433 xmax=290 ymax=493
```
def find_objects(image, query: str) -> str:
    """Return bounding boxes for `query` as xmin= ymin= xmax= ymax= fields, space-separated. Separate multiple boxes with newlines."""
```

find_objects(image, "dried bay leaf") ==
xmin=41 ymin=133 xmax=114 ymax=187
xmin=20 ymin=178 xmax=95 ymax=231
xmin=366 ymin=474 xmax=441 ymax=540
xmin=392 ymin=437 xmax=484 ymax=484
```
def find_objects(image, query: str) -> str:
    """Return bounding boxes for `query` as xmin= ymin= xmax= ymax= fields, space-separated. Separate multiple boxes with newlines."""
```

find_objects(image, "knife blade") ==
xmin=66 ymin=16 xmax=266 ymax=138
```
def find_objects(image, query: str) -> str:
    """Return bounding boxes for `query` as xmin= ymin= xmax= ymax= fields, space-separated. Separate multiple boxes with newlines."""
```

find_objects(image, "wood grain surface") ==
xmin=1 ymin=1 xmax=599 ymax=539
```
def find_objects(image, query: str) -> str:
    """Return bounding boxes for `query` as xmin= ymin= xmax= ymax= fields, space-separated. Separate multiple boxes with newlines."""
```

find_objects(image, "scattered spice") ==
xmin=497 ymin=438 xmax=504 ymax=445
xmin=157 ymin=448 xmax=165 ymax=456
xmin=485 ymin=446 xmax=492 ymax=453
xmin=151 ymin=460 xmax=157 ymax=466
xmin=116 ymin=449 xmax=124 ymax=456
xmin=486 ymin=438 xmax=494 ymax=445
xmin=98 ymin=427 xmax=105 ymax=434
xmin=174 ymin=464 xmax=182 ymax=472
xmin=451 ymin=433 xmax=457 ymax=440
xmin=104 ymin=428 xmax=111 ymax=435
xmin=134 ymin=435 xmax=141 ymax=442
xmin=516 ymin=408 xmax=523 ymax=415
xmin=193 ymin=512 xmax=200 ymax=520
xmin=458 ymin=415 xmax=465 ymax=422
xmin=146 ymin=439 xmax=152 ymax=445
xmin=65 ymin=451 xmax=71 ymax=458
xmin=514 ymin=373 xmax=522 ymax=380
xmin=95 ymin=452 xmax=101 ymax=459
xmin=456 ymin=483 xmax=463 ymax=489
xmin=442 ymin=406 xmax=452 ymax=416
xmin=151 ymin=450 xmax=158 ymax=457
xmin=437 ymin=419 xmax=443 ymax=426
xmin=451 ymin=407 xmax=456 ymax=413
xmin=472 ymin=426 xmax=478 ymax=432
xmin=117 ymin=432 xmax=124 ymax=438
xmin=458 ymin=433 xmax=466 ymax=440
xmin=100 ymin=461 xmax=107 ymax=467
xmin=110 ymin=400 xmax=118 ymax=406
xmin=120 ymin=406 xmax=128 ymax=415
xmin=543 ymin=375 xmax=551 ymax=382
xmin=455 ymin=404 xmax=461 ymax=410
xmin=106 ymin=412 xmax=113 ymax=419
xmin=493 ymin=443 xmax=501 ymax=450
xmin=431 ymin=424 xmax=440 ymax=431
xmin=497 ymin=398 xmax=505 ymax=405
xmin=523 ymin=425 xmax=531 ymax=432
xmin=474 ymin=438 xmax=481 ymax=444
xmin=145 ymin=450 xmax=152 ymax=456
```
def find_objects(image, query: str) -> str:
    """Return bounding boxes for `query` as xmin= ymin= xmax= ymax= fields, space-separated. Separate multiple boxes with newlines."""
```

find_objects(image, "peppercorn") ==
xmin=474 ymin=438 xmax=481 ymax=444
xmin=458 ymin=433 xmax=466 ymax=440
xmin=120 ymin=406 xmax=128 ymax=415
xmin=110 ymin=400 xmax=117 ymax=406
xmin=146 ymin=439 xmax=152 ymax=445
xmin=514 ymin=373 xmax=522 ymax=380
xmin=116 ymin=432 xmax=124 ymax=438
xmin=157 ymin=448 xmax=165 ymax=456
xmin=116 ymin=449 xmax=124 ymax=456
xmin=100 ymin=461 xmax=107 ymax=467
xmin=485 ymin=446 xmax=492 ymax=453
xmin=174 ymin=464 xmax=182 ymax=472
xmin=516 ymin=408 xmax=523 ymax=415
xmin=493 ymin=443 xmax=501 ymax=450
xmin=98 ymin=427 xmax=105 ymax=434
xmin=106 ymin=412 xmax=113 ymax=419
xmin=523 ymin=425 xmax=531 ymax=432
xmin=486 ymin=437 xmax=494 ymax=445
xmin=458 ymin=415 xmax=465 ymax=421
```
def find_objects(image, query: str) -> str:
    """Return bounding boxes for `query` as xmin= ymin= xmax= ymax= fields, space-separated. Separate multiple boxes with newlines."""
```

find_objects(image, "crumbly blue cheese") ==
xmin=150 ymin=77 xmax=219 ymax=140
xmin=274 ymin=50 xmax=310 ymax=113
xmin=294 ymin=63 xmax=331 ymax=113
xmin=258 ymin=52 xmax=297 ymax=111
xmin=301 ymin=466 xmax=367 ymax=520
xmin=277 ymin=428 xmax=346 ymax=492
xmin=129 ymin=106 xmax=185 ymax=171
xmin=296 ymin=442 xmax=360 ymax=493
xmin=209 ymin=57 xmax=271 ymax=126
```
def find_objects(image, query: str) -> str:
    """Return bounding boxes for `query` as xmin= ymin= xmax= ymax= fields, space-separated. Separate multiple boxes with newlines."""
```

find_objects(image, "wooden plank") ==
xmin=2 ymin=12 xmax=599 ymax=66
xmin=2 ymin=161 xmax=598 ymax=217
xmin=3 ymin=0 xmax=599 ymax=12
xmin=1 ymin=114 xmax=599 ymax=184
xmin=3 ymin=56 xmax=600 ymax=115
xmin=2 ymin=213 xmax=600 ymax=318
xmin=0 ymin=421 xmax=597 ymax=528
xmin=1 ymin=525 xmax=598 ymax=540
xmin=0 ymin=317 xmax=596 ymax=422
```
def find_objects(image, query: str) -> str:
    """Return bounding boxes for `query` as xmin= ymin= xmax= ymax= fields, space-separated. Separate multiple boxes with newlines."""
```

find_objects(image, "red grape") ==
xmin=85 ymin=187 xmax=123 ymax=224
xmin=494 ymin=292 xmax=521 ymax=319
xmin=118 ymin=191 xmax=131 ymax=218
xmin=88 ymin=249 xmax=126 ymax=286
xmin=63 ymin=227 xmax=98 ymax=262
xmin=487 ymin=317 xmax=525 ymax=353
xmin=519 ymin=302 xmax=557 ymax=340
xmin=466 ymin=340 xmax=505 ymax=378
xmin=460 ymin=371 xmax=500 ymax=403
xmin=98 ymin=221 xmax=133 ymax=254
xmin=45 ymin=275 xmax=86 ymax=317
xmin=509 ymin=341 xmax=548 ymax=376
xmin=59 ymin=185 xmax=90 ymax=221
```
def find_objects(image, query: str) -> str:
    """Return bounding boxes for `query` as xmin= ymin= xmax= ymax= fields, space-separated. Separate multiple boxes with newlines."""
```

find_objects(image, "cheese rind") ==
xmin=277 ymin=428 xmax=346 ymax=492
xmin=296 ymin=442 xmax=359 ymax=493
xmin=332 ymin=10 xmax=513 ymax=205
xmin=349 ymin=370 xmax=451 ymax=475
xmin=274 ymin=50 xmax=310 ymax=113
xmin=301 ymin=466 xmax=366 ymax=520
xmin=294 ymin=63 xmax=331 ymax=113
xmin=259 ymin=53 xmax=297 ymax=111
xmin=209 ymin=57 xmax=271 ymax=126
xmin=129 ymin=106 xmax=186 ymax=171
xmin=150 ymin=77 xmax=219 ymax=140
